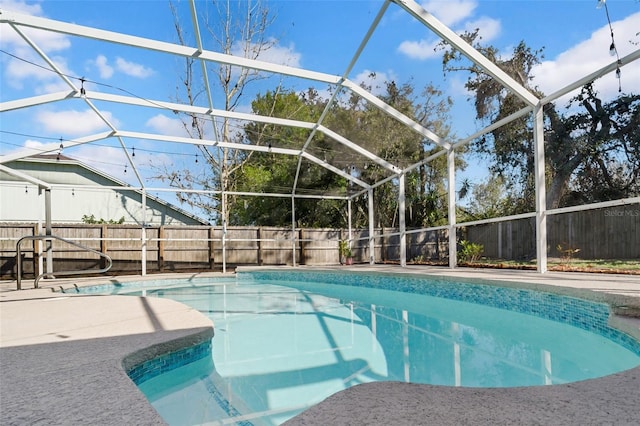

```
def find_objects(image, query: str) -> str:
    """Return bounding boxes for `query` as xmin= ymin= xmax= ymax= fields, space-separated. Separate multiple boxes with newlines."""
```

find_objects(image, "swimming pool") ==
xmin=75 ymin=270 xmax=640 ymax=425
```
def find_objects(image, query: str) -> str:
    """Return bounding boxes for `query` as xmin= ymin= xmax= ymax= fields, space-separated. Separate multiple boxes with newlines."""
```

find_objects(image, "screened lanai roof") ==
xmin=1 ymin=1 xmax=538 ymax=196
xmin=1 ymin=0 xmax=637 ymax=198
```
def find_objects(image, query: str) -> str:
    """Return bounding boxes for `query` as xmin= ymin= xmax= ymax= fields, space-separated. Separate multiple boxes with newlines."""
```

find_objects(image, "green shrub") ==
xmin=458 ymin=240 xmax=484 ymax=263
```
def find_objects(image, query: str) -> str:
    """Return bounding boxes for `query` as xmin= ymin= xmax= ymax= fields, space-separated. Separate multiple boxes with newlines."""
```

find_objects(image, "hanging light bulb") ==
xmin=609 ymin=42 xmax=616 ymax=56
xmin=57 ymin=139 xmax=63 ymax=161
xmin=80 ymin=78 xmax=86 ymax=98
xmin=615 ymin=67 xmax=621 ymax=79
xmin=132 ymin=147 xmax=136 ymax=157
xmin=596 ymin=0 xmax=606 ymax=9
xmin=124 ymin=164 xmax=128 ymax=174
xmin=195 ymin=153 xmax=199 ymax=164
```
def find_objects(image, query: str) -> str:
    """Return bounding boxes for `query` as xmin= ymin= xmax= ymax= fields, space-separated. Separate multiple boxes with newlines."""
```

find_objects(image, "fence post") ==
xmin=31 ymin=223 xmax=39 ymax=278
xmin=299 ymin=229 xmax=305 ymax=265
xmin=100 ymin=224 xmax=108 ymax=270
xmin=208 ymin=227 xmax=215 ymax=270
xmin=158 ymin=226 xmax=165 ymax=272
xmin=381 ymin=227 xmax=386 ymax=262
xmin=257 ymin=227 xmax=263 ymax=266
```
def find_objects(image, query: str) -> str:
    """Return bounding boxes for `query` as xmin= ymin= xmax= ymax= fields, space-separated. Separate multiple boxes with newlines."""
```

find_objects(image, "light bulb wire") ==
xmin=601 ymin=1 xmax=622 ymax=91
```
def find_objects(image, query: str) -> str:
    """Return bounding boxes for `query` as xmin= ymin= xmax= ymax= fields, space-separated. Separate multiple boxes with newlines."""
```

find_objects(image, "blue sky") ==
xmin=1 ymin=0 xmax=639 ymax=209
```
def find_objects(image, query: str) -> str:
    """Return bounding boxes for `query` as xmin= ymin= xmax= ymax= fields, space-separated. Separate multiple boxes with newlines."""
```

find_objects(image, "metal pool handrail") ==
xmin=16 ymin=235 xmax=113 ymax=290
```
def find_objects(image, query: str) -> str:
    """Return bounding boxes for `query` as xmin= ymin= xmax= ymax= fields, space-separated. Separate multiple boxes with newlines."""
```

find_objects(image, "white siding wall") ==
xmin=0 ymin=181 xmax=202 ymax=225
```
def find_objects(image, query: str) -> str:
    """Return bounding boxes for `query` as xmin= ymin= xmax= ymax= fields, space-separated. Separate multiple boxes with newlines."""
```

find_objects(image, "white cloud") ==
xmin=398 ymin=38 xmax=441 ymax=60
xmin=0 ymin=0 xmax=70 ymax=53
xmin=422 ymin=0 xmax=477 ymax=27
xmin=146 ymin=114 xmax=189 ymax=137
xmin=37 ymin=109 xmax=119 ymax=136
xmin=464 ymin=16 xmax=501 ymax=43
xmin=115 ymin=57 xmax=154 ymax=78
xmin=1 ymin=1 xmax=73 ymax=93
xmin=352 ymin=70 xmax=398 ymax=96
xmin=398 ymin=1 xmax=499 ymax=61
xmin=4 ymin=50 xmax=74 ymax=92
xmin=231 ymin=38 xmax=302 ymax=67
xmin=532 ymin=12 xmax=640 ymax=102
xmin=260 ymin=41 xmax=302 ymax=68
xmin=93 ymin=55 xmax=114 ymax=79
xmin=0 ymin=0 xmax=43 ymax=15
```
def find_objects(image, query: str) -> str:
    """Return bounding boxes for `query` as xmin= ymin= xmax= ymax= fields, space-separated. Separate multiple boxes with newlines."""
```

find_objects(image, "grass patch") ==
xmin=408 ymin=258 xmax=640 ymax=274
xmin=461 ymin=258 xmax=640 ymax=274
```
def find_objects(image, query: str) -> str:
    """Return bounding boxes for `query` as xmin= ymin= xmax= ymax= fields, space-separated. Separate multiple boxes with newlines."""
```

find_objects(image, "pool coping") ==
xmin=1 ymin=266 xmax=639 ymax=425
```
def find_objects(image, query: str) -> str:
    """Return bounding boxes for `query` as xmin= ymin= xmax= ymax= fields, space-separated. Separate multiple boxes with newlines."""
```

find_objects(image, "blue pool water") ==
xmin=76 ymin=271 xmax=640 ymax=425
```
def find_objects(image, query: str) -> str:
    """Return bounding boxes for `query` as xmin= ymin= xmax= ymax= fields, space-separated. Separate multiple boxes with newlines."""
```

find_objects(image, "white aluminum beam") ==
xmin=0 ymin=131 xmax=115 ymax=163
xmin=86 ymin=91 xmax=317 ymax=129
xmin=533 ymin=104 xmax=547 ymax=273
xmin=0 ymin=9 xmax=343 ymax=85
xmin=547 ymin=197 xmax=640 ymax=216
xmin=368 ymin=188 xmax=375 ymax=264
xmin=0 ymin=91 xmax=76 ymax=112
xmin=447 ymin=148 xmax=457 ymax=268
xmin=392 ymin=0 xmax=539 ymax=107
xmin=0 ymin=164 xmax=51 ymax=189
xmin=10 ymin=21 xmax=146 ymax=189
xmin=398 ymin=173 xmax=406 ymax=267
xmin=81 ymin=92 xmax=396 ymax=171
xmin=541 ymin=48 xmax=640 ymax=105
xmin=112 ymin=130 xmax=371 ymax=189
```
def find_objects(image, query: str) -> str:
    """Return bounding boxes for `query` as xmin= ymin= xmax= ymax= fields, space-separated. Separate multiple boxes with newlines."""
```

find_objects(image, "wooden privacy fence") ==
xmin=0 ymin=225 xmax=352 ymax=279
xmin=464 ymin=205 xmax=640 ymax=261
xmin=1 ymin=205 xmax=637 ymax=279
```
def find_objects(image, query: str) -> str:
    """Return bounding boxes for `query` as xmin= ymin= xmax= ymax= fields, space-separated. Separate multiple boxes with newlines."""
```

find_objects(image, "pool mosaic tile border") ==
xmin=126 ymin=340 xmax=254 ymax=425
xmin=127 ymin=340 xmax=212 ymax=385
xmin=237 ymin=270 xmax=640 ymax=356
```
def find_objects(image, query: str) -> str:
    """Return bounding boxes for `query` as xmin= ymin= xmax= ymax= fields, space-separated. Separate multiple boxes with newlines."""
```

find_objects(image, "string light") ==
xmin=195 ymin=153 xmax=199 ymax=164
xmin=597 ymin=0 xmax=622 ymax=92
xmin=80 ymin=77 xmax=86 ymax=98
xmin=124 ymin=164 xmax=128 ymax=174
xmin=57 ymin=138 xmax=63 ymax=160
xmin=132 ymin=147 xmax=136 ymax=157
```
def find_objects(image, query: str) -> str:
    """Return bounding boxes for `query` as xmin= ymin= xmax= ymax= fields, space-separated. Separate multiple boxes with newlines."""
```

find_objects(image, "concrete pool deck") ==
xmin=1 ymin=266 xmax=639 ymax=425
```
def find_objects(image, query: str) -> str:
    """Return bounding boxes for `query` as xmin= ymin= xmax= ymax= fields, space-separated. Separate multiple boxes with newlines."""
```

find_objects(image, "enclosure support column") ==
xmin=399 ymin=173 xmax=407 ymax=267
xmin=222 ymin=193 xmax=227 ymax=274
xmin=141 ymin=189 xmax=147 ymax=276
xmin=348 ymin=198 xmax=353 ymax=243
xmin=447 ymin=148 xmax=457 ymax=268
xmin=44 ymin=188 xmax=52 ymax=275
xmin=157 ymin=226 xmax=165 ymax=272
xmin=368 ymin=189 xmax=375 ymax=264
xmin=533 ymin=103 xmax=548 ymax=273
xmin=291 ymin=196 xmax=297 ymax=267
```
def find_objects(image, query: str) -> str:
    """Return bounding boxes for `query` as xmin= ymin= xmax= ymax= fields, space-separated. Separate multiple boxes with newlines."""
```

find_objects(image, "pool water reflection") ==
xmin=124 ymin=279 xmax=639 ymax=425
